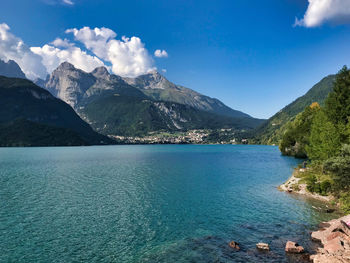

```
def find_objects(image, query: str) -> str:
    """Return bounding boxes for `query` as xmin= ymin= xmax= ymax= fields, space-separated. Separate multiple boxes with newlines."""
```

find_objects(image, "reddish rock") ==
xmin=326 ymin=231 xmax=346 ymax=242
xmin=324 ymin=237 xmax=345 ymax=253
xmin=285 ymin=241 xmax=304 ymax=253
xmin=310 ymin=215 xmax=350 ymax=263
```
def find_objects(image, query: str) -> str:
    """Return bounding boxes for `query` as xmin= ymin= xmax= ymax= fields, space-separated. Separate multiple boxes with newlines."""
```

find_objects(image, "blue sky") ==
xmin=1 ymin=0 xmax=350 ymax=118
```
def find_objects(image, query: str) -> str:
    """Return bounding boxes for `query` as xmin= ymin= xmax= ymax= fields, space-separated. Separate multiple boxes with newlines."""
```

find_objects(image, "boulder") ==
xmin=285 ymin=241 xmax=304 ymax=253
xmin=256 ymin=242 xmax=270 ymax=251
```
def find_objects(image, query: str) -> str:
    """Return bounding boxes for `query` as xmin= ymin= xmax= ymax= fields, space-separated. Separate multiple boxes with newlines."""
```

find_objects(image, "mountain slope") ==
xmin=0 ymin=59 xmax=26 ymax=79
xmin=0 ymin=76 xmax=112 ymax=146
xmin=253 ymin=74 xmax=336 ymax=144
xmin=79 ymin=95 xmax=262 ymax=136
xmin=123 ymin=71 xmax=254 ymax=119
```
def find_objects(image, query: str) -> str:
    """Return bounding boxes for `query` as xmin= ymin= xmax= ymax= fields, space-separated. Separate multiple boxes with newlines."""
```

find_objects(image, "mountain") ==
xmin=253 ymin=74 xmax=336 ymax=144
xmin=0 ymin=76 xmax=113 ymax=146
xmin=79 ymin=95 xmax=262 ymax=136
xmin=0 ymin=59 xmax=26 ymax=79
xmin=123 ymin=71 xmax=252 ymax=119
xmin=44 ymin=62 xmax=145 ymax=109
xmin=35 ymin=62 xmax=263 ymax=136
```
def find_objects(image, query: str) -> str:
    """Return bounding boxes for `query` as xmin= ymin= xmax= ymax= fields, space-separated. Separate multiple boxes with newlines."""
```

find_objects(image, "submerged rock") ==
xmin=228 ymin=241 xmax=240 ymax=250
xmin=285 ymin=241 xmax=304 ymax=253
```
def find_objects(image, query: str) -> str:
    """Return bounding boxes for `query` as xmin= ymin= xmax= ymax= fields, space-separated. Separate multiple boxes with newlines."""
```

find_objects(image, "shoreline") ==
xmin=280 ymin=169 xmax=350 ymax=262
xmin=279 ymin=168 xmax=334 ymax=202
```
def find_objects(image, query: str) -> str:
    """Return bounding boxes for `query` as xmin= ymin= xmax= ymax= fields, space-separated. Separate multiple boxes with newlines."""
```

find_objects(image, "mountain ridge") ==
xmin=252 ymin=74 xmax=336 ymax=144
xmin=0 ymin=76 xmax=113 ymax=146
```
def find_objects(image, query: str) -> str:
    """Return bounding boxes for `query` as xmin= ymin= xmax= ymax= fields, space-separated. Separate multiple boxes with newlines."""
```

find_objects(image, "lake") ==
xmin=0 ymin=145 xmax=339 ymax=262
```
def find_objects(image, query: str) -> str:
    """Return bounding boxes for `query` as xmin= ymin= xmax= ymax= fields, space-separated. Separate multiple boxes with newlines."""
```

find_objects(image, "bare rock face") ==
xmin=256 ymin=242 xmax=270 ymax=251
xmin=43 ymin=63 xmax=142 ymax=110
xmin=45 ymin=62 xmax=95 ymax=108
xmin=285 ymin=241 xmax=304 ymax=253
xmin=311 ymin=215 xmax=350 ymax=263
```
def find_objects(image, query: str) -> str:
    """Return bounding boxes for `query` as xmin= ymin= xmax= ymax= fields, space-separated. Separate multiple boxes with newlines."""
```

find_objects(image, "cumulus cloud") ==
xmin=0 ymin=23 xmax=47 ymax=79
xmin=0 ymin=24 xmax=165 ymax=79
xmin=295 ymin=0 xmax=350 ymax=27
xmin=154 ymin=49 xmax=168 ymax=58
xmin=51 ymin=38 xmax=74 ymax=48
xmin=66 ymin=26 xmax=155 ymax=77
xmin=30 ymin=44 xmax=105 ymax=74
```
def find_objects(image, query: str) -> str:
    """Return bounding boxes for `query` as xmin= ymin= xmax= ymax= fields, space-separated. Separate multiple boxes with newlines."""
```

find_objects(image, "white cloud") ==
xmin=161 ymin=69 xmax=167 ymax=73
xmin=295 ymin=0 xmax=350 ymax=27
xmin=154 ymin=49 xmax=168 ymax=58
xmin=51 ymin=38 xmax=73 ymax=48
xmin=0 ymin=23 xmax=47 ymax=79
xmin=0 ymin=24 xmax=165 ymax=79
xmin=62 ymin=0 xmax=74 ymax=5
xmin=31 ymin=44 xmax=105 ymax=74
xmin=66 ymin=26 xmax=156 ymax=77
xmin=41 ymin=0 xmax=74 ymax=5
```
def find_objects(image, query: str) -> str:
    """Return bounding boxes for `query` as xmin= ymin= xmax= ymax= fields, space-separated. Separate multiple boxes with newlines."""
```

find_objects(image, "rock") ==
xmin=324 ymin=237 xmax=345 ymax=253
xmin=228 ymin=241 xmax=240 ymax=250
xmin=310 ymin=215 xmax=350 ymax=262
xmin=285 ymin=241 xmax=304 ymax=253
xmin=256 ymin=242 xmax=270 ymax=251
xmin=326 ymin=208 xmax=335 ymax=213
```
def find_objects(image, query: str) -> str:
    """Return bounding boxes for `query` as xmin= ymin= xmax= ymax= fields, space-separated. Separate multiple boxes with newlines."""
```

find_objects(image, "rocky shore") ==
xmin=311 ymin=215 xmax=350 ymax=262
xmin=280 ymin=169 xmax=350 ymax=262
xmin=279 ymin=168 xmax=333 ymax=202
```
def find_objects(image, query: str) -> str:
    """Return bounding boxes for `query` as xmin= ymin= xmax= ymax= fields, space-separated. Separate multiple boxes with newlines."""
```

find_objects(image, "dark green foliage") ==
xmin=80 ymin=94 xmax=261 ymax=137
xmin=279 ymin=103 xmax=320 ymax=158
xmin=339 ymin=192 xmax=350 ymax=213
xmin=0 ymin=76 xmax=113 ymax=146
xmin=324 ymin=145 xmax=350 ymax=192
xmin=306 ymin=110 xmax=341 ymax=160
xmin=325 ymin=66 xmax=350 ymax=127
xmin=304 ymin=173 xmax=332 ymax=196
xmin=0 ymin=119 xmax=88 ymax=146
xmin=253 ymin=75 xmax=335 ymax=144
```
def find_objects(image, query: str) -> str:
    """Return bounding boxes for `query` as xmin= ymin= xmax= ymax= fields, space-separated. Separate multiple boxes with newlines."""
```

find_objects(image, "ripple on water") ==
xmin=0 ymin=145 xmax=340 ymax=262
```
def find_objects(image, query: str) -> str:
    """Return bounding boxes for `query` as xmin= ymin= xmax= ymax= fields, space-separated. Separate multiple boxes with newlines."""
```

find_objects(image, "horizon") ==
xmin=1 ymin=0 xmax=350 ymax=118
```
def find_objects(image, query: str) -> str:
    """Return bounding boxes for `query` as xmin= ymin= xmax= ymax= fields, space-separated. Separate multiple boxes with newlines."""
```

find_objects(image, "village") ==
xmin=109 ymin=129 xmax=243 ymax=144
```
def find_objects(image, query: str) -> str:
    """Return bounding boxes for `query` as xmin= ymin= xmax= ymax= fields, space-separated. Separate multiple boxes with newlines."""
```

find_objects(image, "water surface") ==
xmin=0 ymin=145 xmax=338 ymax=262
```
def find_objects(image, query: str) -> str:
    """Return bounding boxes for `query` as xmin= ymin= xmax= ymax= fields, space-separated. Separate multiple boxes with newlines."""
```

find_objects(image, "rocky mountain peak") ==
xmin=56 ymin=62 xmax=76 ymax=71
xmin=91 ymin=66 xmax=110 ymax=78
xmin=0 ymin=59 xmax=26 ymax=79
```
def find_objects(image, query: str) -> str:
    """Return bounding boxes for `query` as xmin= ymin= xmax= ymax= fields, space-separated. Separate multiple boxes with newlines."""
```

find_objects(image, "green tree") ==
xmin=324 ymin=144 xmax=350 ymax=191
xmin=279 ymin=103 xmax=320 ymax=158
xmin=325 ymin=66 xmax=350 ymax=142
xmin=306 ymin=109 xmax=341 ymax=160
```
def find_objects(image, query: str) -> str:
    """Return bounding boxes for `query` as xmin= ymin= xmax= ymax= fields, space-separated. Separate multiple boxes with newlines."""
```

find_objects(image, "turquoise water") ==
xmin=0 ymin=145 xmax=338 ymax=262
